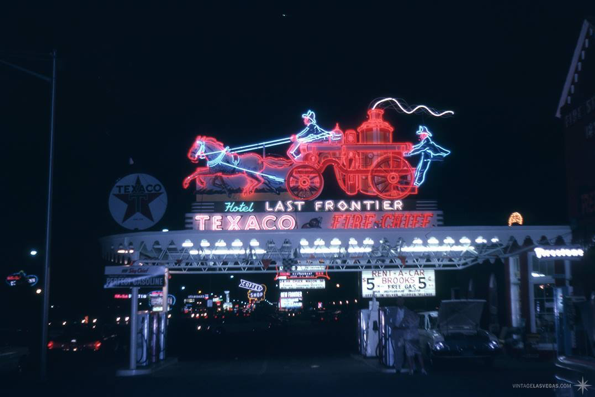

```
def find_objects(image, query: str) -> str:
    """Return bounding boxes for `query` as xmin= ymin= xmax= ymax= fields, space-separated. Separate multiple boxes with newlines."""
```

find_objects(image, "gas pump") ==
xmin=379 ymin=307 xmax=406 ymax=370
xmin=358 ymin=297 xmax=380 ymax=357
xmin=136 ymin=311 xmax=150 ymax=366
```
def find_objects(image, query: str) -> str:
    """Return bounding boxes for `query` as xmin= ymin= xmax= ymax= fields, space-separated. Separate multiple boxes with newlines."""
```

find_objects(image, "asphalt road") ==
xmin=0 ymin=319 xmax=569 ymax=397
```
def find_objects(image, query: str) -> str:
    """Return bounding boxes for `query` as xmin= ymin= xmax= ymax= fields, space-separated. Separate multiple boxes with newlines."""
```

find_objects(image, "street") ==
xmin=0 ymin=320 xmax=565 ymax=397
xmin=0 ymin=352 xmax=561 ymax=397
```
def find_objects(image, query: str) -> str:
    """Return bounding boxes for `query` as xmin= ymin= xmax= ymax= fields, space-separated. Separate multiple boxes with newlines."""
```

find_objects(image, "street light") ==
xmin=1 ymin=51 xmax=57 ymax=381
xmin=30 ymin=250 xmax=38 ymax=256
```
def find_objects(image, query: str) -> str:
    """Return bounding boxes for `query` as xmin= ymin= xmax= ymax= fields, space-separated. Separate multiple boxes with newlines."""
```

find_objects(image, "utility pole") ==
xmin=0 ymin=50 xmax=57 ymax=381
xmin=40 ymin=50 xmax=57 ymax=381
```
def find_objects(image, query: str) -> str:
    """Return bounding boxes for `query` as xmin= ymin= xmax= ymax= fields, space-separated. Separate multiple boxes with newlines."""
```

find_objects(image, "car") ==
xmin=47 ymin=325 xmax=121 ymax=357
xmin=0 ymin=329 xmax=30 ymax=376
xmin=418 ymin=299 xmax=501 ymax=366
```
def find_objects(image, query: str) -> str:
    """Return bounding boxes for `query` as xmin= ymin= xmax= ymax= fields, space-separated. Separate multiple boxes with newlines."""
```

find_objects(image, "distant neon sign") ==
xmin=239 ymin=279 xmax=264 ymax=291
xmin=534 ymin=247 xmax=584 ymax=259
xmin=5 ymin=271 xmax=38 ymax=287
xmin=508 ymin=212 xmax=523 ymax=226
xmin=247 ymin=285 xmax=266 ymax=303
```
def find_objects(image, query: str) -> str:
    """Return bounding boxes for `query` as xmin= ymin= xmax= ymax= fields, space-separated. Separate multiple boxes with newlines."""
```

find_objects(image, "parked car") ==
xmin=418 ymin=300 xmax=501 ymax=366
xmin=0 ymin=329 xmax=29 ymax=376
xmin=554 ymin=297 xmax=595 ymax=396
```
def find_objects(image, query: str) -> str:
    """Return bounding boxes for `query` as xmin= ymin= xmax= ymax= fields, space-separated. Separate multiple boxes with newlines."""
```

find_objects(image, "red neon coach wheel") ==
xmin=369 ymin=154 xmax=414 ymax=199
xmin=286 ymin=165 xmax=324 ymax=200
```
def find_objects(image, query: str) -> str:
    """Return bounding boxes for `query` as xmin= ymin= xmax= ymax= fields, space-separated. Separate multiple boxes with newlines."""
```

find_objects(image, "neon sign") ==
xmin=330 ymin=212 xmax=434 ymax=229
xmin=238 ymin=279 xmax=264 ymax=291
xmin=534 ymin=247 xmax=584 ymax=259
xmin=5 ymin=271 xmax=38 ymax=287
xmin=275 ymin=262 xmax=330 ymax=280
xmin=194 ymin=214 xmax=297 ymax=231
xmin=371 ymin=98 xmax=454 ymax=117
xmin=192 ymin=211 xmax=437 ymax=231
xmin=183 ymin=100 xmax=451 ymax=201
xmin=405 ymin=126 xmax=451 ymax=187
xmin=247 ymin=286 xmax=266 ymax=303
xmin=508 ymin=212 xmax=523 ymax=226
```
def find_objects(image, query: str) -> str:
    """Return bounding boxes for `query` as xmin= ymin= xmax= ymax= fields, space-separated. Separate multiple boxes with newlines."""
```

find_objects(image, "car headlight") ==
xmin=488 ymin=340 xmax=499 ymax=349
xmin=433 ymin=342 xmax=446 ymax=351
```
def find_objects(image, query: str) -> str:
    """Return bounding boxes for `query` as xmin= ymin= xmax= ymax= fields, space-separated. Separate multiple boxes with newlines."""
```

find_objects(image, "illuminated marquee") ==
xmin=190 ymin=199 xmax=441 ymax=231
xmin=362 ymin=269 xmax=436 ymax=298
xmin=275 ymin=263 xmax=329 ymax=280
xmin=279 ymin=291 xmax=303 ymax=309
xmin=279 ymin=279 xmax=326 ymax=290
xmin=183 ymin=98 xmax=452 ymax=200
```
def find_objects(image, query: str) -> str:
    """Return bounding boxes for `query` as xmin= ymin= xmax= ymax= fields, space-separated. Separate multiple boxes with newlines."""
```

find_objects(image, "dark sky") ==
xmin=2 ymin=1 xmax=594 ymax=314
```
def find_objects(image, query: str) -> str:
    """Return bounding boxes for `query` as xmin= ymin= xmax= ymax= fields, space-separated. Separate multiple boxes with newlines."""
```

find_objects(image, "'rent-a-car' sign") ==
xmin=361 ymin=269 xmax=435 ymax=298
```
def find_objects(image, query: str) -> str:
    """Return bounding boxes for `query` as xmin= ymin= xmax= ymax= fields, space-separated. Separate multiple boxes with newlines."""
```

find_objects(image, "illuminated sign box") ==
xmin=361 ymin=269 xmax=435 ymax=298
xmin=191 ymin=210 xmax=438 ymax=231
xmin=104 ymin=266 xmax=166 ymax=289
xmin=279 ymin=279 xmax=326 ymax=290
xmin=280 ymin=291 xmax=303 ymax=309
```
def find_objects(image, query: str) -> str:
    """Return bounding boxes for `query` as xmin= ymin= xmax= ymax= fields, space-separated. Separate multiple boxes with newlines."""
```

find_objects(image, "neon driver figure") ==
xmin=288 ymin=110 xmax=342 ymax=160
xmin=405 ymin=126 xmax=450 ymax=187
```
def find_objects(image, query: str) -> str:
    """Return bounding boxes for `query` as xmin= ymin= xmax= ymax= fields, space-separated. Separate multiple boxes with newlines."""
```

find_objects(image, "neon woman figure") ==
xmin=405 ymin=126 xmax=450 ymax=186
xmin=288 ymin=110 xmax=342 ymax=160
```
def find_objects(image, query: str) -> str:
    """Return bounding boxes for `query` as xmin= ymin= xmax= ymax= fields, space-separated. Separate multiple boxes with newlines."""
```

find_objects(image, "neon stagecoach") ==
xmin=183 ymin=98 xmax=452 ymax=201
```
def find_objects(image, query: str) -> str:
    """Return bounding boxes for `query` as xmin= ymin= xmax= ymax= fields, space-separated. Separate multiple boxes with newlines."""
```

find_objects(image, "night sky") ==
xmin=2 ymin=1 xmax=594 ymax=315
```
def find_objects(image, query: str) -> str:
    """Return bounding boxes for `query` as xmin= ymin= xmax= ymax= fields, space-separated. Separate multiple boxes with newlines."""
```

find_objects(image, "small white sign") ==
xmin=279 ymin=279 xmax=326 ymax=290
xmin=361 ymin=269 xmax=435 ymax=298
xmin=279 ymin=291 xmax=303 ymax=309
xmin=104 ymin=266 xmax=166 ymax=289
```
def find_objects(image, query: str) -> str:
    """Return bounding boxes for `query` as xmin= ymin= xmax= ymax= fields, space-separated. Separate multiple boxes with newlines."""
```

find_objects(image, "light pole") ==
xmin=0 ymin=50 xmax=57 ymax=381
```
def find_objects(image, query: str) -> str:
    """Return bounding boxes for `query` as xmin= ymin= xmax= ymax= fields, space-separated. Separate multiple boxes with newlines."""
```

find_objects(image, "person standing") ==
xmin=392 ymin=297 xmax=427 ymax=375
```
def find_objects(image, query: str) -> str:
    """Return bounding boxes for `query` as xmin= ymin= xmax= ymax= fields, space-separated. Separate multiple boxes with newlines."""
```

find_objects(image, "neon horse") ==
xmin=183 ymin=136 xmax=292 ymax=196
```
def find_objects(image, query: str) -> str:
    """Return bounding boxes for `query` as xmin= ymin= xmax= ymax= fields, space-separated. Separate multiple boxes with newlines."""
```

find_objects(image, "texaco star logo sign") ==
xmin=108 ymin=174 xmax=168 ymax=230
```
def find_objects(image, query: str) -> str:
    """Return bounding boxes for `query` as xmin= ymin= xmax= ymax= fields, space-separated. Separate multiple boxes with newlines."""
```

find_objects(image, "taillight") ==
xmin=93 ymin=341 xmax=101 ymax=351
xmin=47 ymin=341 xmax=54 ymax=349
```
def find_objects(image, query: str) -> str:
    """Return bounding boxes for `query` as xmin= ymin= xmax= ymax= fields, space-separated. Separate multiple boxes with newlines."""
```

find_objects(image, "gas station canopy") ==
xmin=100 ymin=225 xmax=571 ymax=274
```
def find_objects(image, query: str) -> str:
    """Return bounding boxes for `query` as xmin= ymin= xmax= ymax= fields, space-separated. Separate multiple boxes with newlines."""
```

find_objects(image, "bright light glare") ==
xmin=36 ymin=288 xmax=42 ymax=294
xmin=30 ymin=250 xmax=38 ymax=256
